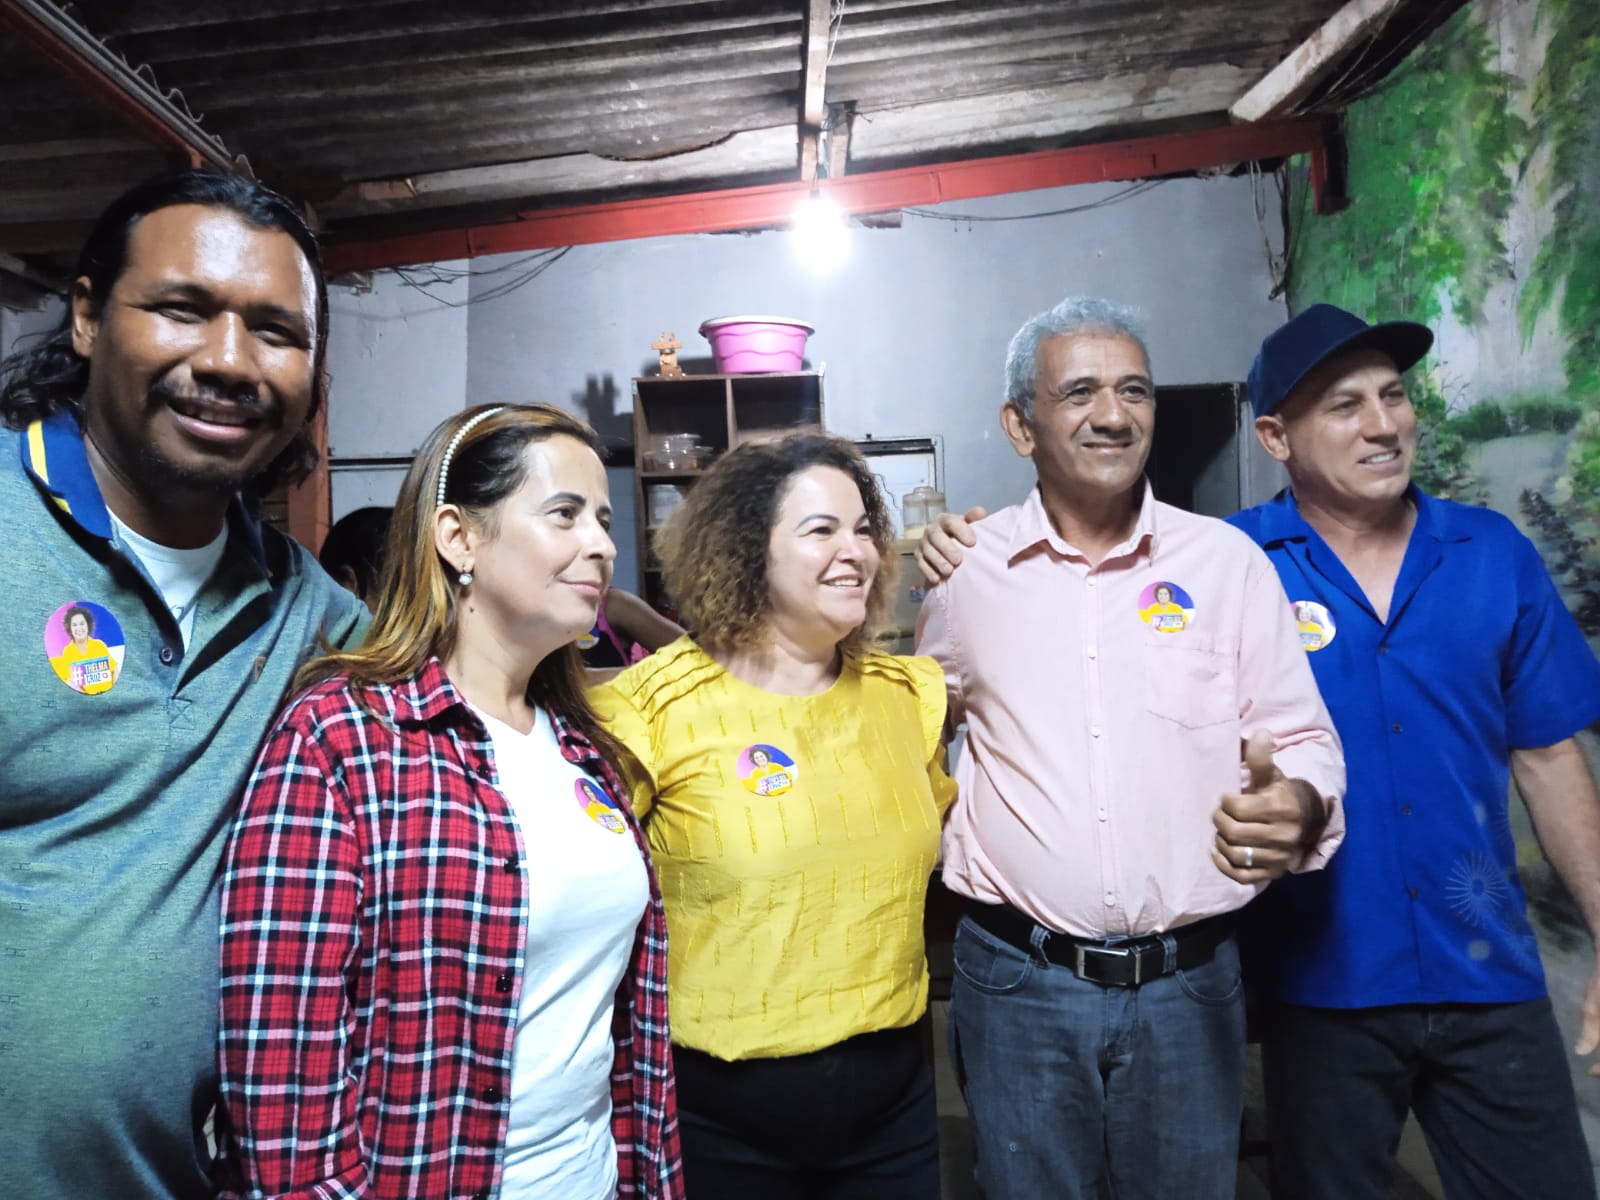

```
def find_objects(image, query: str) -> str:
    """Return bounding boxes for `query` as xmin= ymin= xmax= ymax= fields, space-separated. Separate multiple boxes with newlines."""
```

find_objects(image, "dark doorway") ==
xmin=1148 ymin=384 xmax=1242 ymax=517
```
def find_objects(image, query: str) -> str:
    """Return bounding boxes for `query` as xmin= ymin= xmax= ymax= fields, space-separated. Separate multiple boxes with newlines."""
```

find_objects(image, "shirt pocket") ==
xmin=1142 ymin=630 xmax=1237 ymax=730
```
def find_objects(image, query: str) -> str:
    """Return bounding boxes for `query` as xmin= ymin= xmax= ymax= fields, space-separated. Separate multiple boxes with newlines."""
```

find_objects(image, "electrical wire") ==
xmin=379 ymin=177 xmax=1159 ymax=306
xmin=1288 ymin=0 xmax=1401 ymax=116
xmin=1249 ymin=159 xmax=1290 ymax=298
xmin=901 ymin=178 xmax=1166 ymax=223
xmin=827 ymin=0 xmax=847 ymax=66
xmin=1298 ymin=0 xmax=1462 ymax=113
xmin=385 ymin=246 xmax=573 ymax=309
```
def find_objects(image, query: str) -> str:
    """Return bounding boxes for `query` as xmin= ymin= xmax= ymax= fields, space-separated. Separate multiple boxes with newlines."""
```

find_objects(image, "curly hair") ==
xmin=655 ymin=433 xmax=896 ymax=656
xmin=62 ymin=605 xmax=95 ymax=637
xmin=0 ymin=168 xmax=329 ymax=495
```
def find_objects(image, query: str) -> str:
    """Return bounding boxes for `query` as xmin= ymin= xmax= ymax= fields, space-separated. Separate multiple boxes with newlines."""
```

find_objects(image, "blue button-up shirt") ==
xmin=1229 ymin=487 xmax=1600 ymax=1007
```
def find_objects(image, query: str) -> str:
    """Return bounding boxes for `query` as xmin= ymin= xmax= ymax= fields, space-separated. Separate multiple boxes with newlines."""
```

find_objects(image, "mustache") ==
xmin=148 ymin=377 xmax=280 ymax=421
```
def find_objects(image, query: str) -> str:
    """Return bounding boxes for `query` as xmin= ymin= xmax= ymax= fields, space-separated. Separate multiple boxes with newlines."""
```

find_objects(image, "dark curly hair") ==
xmin=0 ymin=169 xmax=329 ymax=495
xmin=655 ymin=433 xmax=897 ymax=656
xmin=61 ymin=604 xmax=95 ymax=637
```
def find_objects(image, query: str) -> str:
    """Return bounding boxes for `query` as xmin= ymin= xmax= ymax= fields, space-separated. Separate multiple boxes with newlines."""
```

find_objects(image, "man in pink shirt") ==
xmin=914 ymin=296 xmax=1345 ymax=1199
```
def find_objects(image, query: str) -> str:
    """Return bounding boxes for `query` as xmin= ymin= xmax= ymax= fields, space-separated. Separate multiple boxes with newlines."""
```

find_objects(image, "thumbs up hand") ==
xmin=1212 ymin=731 xmax=1332 ymax=883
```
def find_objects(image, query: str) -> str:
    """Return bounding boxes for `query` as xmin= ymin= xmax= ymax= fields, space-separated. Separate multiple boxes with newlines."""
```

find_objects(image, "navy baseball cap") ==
xmin=1247 ymin=303 xmax=1433 ymax=419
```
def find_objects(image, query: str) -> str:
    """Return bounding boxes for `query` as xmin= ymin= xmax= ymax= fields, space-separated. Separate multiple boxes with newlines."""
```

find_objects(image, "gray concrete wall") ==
xmin=325 ymin=174 xmax=1292 ymax=587
xmin=0 ymin=296 xmax=65 ymax=359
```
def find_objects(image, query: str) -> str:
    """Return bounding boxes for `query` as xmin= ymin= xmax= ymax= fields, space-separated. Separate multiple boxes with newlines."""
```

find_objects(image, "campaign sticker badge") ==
xmin=44 ymin=600 xmax=126 ymax=695
xmin=575 ymin=777 xmax=628 ymax=834
xmin=1138 ymin=581 xmax=1194 ymax=633
xmin=739 ymin=743 xmax=798 ymax=797
xmin=1292 ymin=600 xmax=1337 ymax=652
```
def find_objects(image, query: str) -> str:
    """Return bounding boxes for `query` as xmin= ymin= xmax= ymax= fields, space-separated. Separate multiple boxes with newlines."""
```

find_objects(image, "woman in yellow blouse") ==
xmin=592 ymin=433 xmax=954 ymax=1199
xmin=1140 ymin=582 xmax=1188 ymax=631
xmin=51 ymin=604 xmax=117 ymax=694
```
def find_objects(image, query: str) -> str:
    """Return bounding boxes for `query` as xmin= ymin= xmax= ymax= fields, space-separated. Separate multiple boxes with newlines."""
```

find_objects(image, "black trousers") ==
xmin=672 ymin=1024 xmax=941 ymax=1200
xmin=1259 ymin=997 xmax=1596 ymax=1199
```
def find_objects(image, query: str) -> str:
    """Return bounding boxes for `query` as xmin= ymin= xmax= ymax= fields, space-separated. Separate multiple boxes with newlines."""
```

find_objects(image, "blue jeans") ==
xmin=948 ymin=914 xmax=1246 ymax=1200
xmin=1259 ymin=998 xmax=1597 ymax=1199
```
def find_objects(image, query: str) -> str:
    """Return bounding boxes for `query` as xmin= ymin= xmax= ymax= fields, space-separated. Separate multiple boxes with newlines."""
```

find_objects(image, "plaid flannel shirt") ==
xmin=218 ymin=658 xmax=683 ymax=1200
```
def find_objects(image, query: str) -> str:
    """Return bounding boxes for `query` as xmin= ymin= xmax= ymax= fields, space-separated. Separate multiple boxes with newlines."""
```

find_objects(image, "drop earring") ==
xmin=458 ymin=568 xmax=473 ymax=586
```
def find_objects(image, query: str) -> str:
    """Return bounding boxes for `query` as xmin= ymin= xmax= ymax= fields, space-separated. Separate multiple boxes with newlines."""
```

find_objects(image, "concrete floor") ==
xmin=928 ymin=1000 xmax=1444 ymax=1200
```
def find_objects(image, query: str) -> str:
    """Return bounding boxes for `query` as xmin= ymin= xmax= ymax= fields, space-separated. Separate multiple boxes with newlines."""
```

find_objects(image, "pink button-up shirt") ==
xmin=916 ymin=484 xmax=1345 ymax=938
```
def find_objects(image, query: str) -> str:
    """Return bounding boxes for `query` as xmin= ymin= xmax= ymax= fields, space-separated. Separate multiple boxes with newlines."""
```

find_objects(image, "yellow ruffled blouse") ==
xmin=591 ymin=637 xmax=956 ymax=1060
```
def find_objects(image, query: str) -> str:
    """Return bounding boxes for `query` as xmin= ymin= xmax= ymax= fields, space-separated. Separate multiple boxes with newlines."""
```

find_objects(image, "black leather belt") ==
xmin=964 ymin=901 xmax=1232 ymax=988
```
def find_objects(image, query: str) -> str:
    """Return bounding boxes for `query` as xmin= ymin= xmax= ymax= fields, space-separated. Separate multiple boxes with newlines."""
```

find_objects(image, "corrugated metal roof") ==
xmin=0 ymin=0 xmax=1463 ymax=292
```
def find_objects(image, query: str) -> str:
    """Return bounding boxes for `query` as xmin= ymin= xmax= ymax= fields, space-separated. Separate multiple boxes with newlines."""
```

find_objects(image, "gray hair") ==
xmin=1003 ymin=297 xmax=1152 ymax=418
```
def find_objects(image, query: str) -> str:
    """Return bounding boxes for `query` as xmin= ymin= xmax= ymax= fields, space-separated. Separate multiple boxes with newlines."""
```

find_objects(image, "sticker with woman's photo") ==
xmin=1138 ymin=581 xmax=1195 ymax=633
xmin=1292 ymin=599 xmax=1337 ymax=651
xmin=574 ymin=777 xmax=628 ymax=834
xmin=738 ymin=743 xmax=798 ymax=797
xmin=44 ymin=600 xmax=126 ymax=695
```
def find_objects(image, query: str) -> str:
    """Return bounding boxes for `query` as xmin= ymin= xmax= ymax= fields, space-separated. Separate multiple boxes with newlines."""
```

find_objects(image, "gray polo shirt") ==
xmin=0 ymin=412 xmax=368 ymax=1199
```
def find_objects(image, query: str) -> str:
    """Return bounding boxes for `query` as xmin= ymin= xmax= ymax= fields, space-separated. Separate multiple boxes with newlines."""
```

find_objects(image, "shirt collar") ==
xmin=1006 ymin=479 xmax=1159 ymax=562
xmin=21 ymin=409 xmax=270 ymax=571
xmin=393 ymin=656 xmax=472 ymax=726
xmin=393 ymin=655 xmax=608 ymax=765
xmin=1257 ymin=484 xmax=1471 ymax=546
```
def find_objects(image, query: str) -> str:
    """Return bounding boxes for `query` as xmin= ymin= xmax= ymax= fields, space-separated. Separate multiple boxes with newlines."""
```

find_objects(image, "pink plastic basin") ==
xmin=699 ymin=315 xmax=814 ymax=373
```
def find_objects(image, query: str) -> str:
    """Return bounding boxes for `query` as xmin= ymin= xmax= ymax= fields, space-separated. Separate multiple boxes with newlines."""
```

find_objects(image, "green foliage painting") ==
xmin=1520 ymin=0 xmax=1600 ymax=400
xmin=1286 ymin=0 xmax=1600 ymax=515
xmin=1286 ymin=4 xmax=1525 ymax=327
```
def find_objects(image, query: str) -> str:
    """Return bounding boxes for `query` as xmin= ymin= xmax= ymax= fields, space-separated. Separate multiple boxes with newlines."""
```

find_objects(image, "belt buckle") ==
xmin=1074 ymin=941 xmax=1142 ymax=987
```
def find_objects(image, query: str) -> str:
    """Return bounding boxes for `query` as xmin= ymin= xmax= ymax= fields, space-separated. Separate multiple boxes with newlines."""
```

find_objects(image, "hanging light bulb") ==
xmin=791 ymin=188 xmax=850 ymax=272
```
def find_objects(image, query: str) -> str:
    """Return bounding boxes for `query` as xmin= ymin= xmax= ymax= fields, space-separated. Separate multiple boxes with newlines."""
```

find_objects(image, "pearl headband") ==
xmin=435 ymin=406 xmax=507 ymax=508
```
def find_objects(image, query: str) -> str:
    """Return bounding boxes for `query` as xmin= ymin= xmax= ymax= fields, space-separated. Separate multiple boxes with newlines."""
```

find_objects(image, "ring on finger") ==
xmin=1245 ymin=846 xmax=1254 ymax=868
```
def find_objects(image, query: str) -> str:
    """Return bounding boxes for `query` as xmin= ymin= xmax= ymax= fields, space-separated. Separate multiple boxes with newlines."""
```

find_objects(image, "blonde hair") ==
xmin=655 ymin=432 xmax=896 ymax=656
xmin=297 ymin=403 xmax=627 ymax=764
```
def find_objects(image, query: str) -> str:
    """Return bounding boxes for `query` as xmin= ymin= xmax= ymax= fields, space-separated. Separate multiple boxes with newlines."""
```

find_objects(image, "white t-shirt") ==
xmin=472 ymin=704 xmax=649 ymax=1200
xmin=110 ymin=514 xmax=228 ymax=649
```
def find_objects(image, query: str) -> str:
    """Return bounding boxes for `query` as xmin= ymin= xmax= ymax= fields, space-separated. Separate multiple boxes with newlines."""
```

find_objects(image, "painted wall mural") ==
xmin=1283 ymin=0 xmax=1600 ymax=1154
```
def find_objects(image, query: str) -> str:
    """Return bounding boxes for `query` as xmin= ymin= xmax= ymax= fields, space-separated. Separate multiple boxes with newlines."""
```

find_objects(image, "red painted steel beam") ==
xmin=324 ymin=117 xmax=1332 ymax=273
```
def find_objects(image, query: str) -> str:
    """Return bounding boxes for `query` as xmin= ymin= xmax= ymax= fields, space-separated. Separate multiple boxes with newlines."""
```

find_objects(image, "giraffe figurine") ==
xmin=651 ymin=331 xmax=685 ymax=378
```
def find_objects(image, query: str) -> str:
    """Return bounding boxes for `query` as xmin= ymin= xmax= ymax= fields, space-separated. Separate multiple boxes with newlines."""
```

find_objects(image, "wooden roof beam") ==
xmin=799 ymin=0 xmax=832 ymax=182
xmin=1230 ymin=0 xmax=1404 ymax=122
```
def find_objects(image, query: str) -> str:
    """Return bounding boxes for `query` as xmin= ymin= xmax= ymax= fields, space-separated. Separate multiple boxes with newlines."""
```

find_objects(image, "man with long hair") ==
xmin=0 ymin=170 xmax=366 ymax=1199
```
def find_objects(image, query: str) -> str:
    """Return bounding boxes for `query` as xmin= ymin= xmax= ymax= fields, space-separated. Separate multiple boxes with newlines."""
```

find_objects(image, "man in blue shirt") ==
xmin=0 ymin=171 xmax=366 ymax=1198
xmin=1231 ymin=304 xmax=1600 ymax=1197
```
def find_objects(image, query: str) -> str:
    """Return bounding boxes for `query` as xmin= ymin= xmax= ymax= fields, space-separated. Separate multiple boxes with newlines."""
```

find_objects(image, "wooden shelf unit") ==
xmin=631 ymin=371 xmax=825 ymax=615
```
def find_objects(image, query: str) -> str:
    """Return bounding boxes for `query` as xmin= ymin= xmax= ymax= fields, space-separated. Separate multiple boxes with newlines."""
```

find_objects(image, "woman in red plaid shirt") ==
xmin=218 ymin=404 xmax=683 ymax=1200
